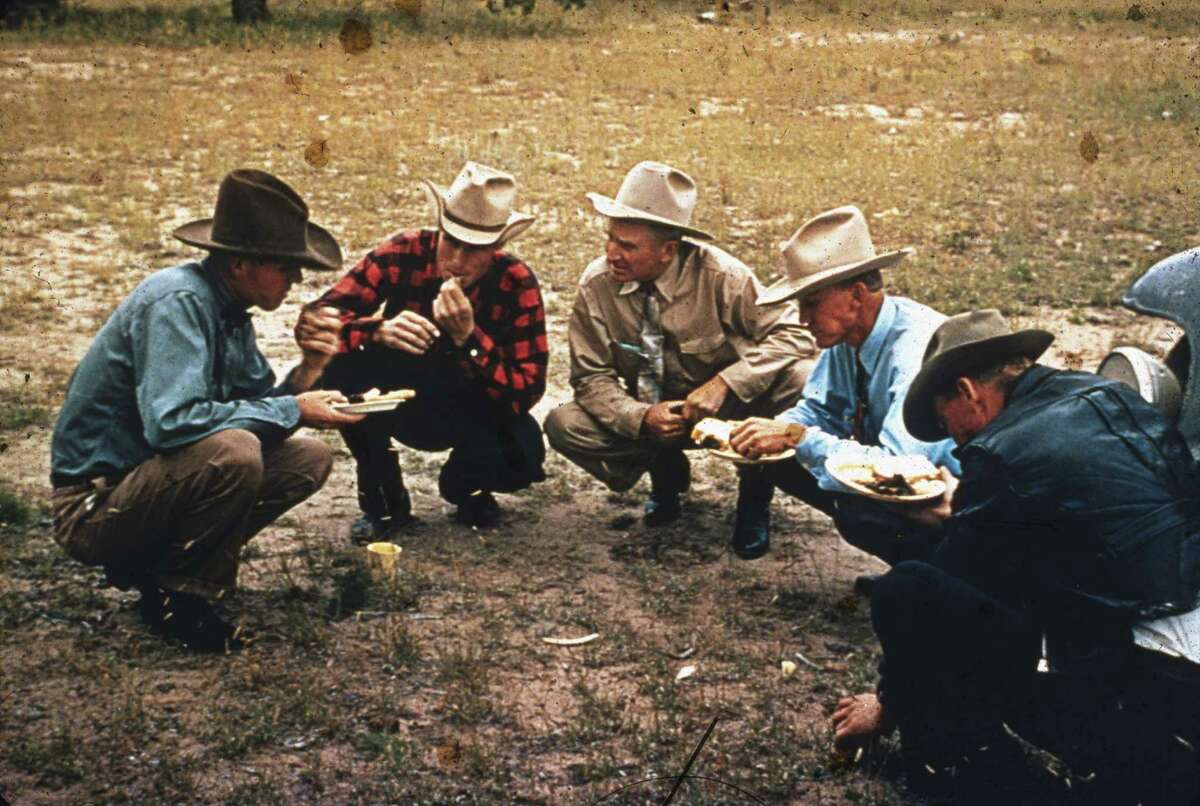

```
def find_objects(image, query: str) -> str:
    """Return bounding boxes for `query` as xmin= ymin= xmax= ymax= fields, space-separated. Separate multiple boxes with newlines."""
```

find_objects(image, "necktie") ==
xmin=852 ymin=351 xmax=869 ymax=443
xmin=637 ymin=281 xmax=664 ymax=404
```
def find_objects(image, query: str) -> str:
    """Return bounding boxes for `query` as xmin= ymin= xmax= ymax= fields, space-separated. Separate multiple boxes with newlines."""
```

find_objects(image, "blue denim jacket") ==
xmin=935 ymin=366 xmax=1200 ymax=667
xmin=50 ymin=259 xmax=299 ymax=479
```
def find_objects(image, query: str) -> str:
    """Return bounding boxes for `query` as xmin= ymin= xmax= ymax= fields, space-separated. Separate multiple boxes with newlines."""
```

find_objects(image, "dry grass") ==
xmin=1 ymin=1 xmax=1197 ymax=803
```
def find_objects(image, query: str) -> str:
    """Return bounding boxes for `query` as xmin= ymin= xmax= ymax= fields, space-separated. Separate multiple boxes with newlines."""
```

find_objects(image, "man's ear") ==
xmin=659 ymin=238 xmax=680 ymax=264
xmin=957 ymin=376 xmax=980 ymax=403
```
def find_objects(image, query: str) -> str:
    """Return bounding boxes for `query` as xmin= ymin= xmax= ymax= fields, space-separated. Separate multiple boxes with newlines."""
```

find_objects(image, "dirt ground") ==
xmin=1 ymin=3 xmax=1197 ymax=803
xmin=0 ymin=218 xmax=1177 ymax=805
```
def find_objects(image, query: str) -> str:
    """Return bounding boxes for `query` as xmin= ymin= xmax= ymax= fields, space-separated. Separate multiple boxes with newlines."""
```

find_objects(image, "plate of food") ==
xmin=332 ymin=388 xmax=416 ymax=414
xmin=691 ymin=418 xmax=796 ymax=465
xmin=825 ymin=454 xmax=946 ymax=503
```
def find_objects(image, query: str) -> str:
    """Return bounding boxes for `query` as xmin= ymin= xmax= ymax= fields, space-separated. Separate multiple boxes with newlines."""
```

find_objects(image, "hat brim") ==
xmin=903 ymin=329 xmax=1055 ymax=442
xmin=171 ymin=218 xmax=343 ymax=271
xmin=585 ymin=192 xmax=714 ymax=240
xmin=756 ymin=249 xmax=909 ymax=306
xmin=423 ymin=180 xmax=535 ymax=247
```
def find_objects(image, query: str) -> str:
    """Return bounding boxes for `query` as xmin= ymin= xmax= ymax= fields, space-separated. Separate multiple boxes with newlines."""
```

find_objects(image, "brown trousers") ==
xmin=545 ymin=362 xmax=811 ymax=492
xmin=51 ymin=430 xmax=332 ymax=599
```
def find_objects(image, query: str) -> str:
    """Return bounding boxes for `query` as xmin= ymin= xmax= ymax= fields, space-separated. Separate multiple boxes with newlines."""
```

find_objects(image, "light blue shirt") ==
xmin=51 ymin=259 xmax=300 ymax=480
xmin=780 ymin=295 xmax=961 ymax=490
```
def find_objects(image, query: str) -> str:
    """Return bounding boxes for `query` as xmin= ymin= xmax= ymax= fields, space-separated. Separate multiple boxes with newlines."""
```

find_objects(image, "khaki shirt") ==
xmin=566 ymin=241 xmax=816 ymax=438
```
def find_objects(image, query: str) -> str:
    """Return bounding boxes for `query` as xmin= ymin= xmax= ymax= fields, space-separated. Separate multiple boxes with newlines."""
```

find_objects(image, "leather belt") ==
xmin=51 ymin=472 xmax=124 ymax=491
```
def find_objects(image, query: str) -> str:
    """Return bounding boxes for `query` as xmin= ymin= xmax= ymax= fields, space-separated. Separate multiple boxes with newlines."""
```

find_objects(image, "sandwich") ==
xmin=691 ymin=417 xmax=736 ymax=451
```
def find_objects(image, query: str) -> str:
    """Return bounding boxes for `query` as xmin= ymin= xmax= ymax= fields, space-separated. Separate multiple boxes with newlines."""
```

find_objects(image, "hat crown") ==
xmin=780 ymin=205 xmax=879 ymax=281
xmin=209 ymin=169 xmax=311 ymax=255
xmin=443 ymin=162 xmax=517 ymax=228
xmin=611 ymin=161 xmax=699 ymax=228
xmin=922 ymin=309 xmax=1014 ymax=364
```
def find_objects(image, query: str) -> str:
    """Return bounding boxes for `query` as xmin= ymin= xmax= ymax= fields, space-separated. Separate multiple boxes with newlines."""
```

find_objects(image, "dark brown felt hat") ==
xmin=903 ymin=309 xmax=1054 ymax=442
xmin=172 ymin=169 xmax=342 ymax=271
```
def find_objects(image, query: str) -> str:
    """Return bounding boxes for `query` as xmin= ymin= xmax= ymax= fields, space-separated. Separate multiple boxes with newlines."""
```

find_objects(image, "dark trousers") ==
xmin=763 ymin=462 xmax=942 ymax=565
xmin=871 ymin=561 xmax=1200 ymax=805
xmin=320 ymin=348 xmax=545 ymax=514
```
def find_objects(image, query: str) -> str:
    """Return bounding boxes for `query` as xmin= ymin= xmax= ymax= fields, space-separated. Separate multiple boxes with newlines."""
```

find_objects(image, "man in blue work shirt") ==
xmin=50 ymin=170 xmax=363 ymax=652
xmin=730 ymin=206 xmax=959 ymax=562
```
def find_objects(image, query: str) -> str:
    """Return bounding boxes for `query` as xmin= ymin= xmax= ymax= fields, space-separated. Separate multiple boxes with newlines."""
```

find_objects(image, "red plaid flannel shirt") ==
xmin=316 ymin=229 xmax=548 ymax=416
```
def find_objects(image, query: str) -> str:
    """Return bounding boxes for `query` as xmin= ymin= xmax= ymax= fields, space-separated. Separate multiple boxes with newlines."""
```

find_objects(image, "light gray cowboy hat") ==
xmin=757 ymin=205 xmax=909 ymax=306
xmin=585 ymin=161 xmax=714 ymax=240
xmin=422 ymin=162 xmax=535 ymax=247
xmin=903 ymin=309 xmax=1055 ymax=442
xmin=172 ymin=169 xmax=342 ymax=270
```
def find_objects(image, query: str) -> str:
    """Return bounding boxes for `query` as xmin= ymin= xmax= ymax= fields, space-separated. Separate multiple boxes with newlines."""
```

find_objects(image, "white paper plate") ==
xmin=332 ymin=390 xmax=415 ymax=414
xmin=824 ymin=456 xmax=946 ymax=503
xmin=707 ymin=447 xmax=796 ymax=465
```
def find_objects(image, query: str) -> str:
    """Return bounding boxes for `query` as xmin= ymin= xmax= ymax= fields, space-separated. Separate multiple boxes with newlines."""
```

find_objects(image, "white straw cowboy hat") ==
xmin=172 ymin=169 xmax=342 ymax=270
xmin=586 ymin=161 xmax=714 ymax=240
xmin=422 ymin=162 xmax=535 ymax=246
xmin=757 ymin=205 xmax=909 ymax=306
xmin=903 ymin=309 xmax=1054 ymax=442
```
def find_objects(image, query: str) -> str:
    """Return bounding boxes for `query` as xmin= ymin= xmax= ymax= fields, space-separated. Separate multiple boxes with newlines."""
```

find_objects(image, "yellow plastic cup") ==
xmin=366 ymin=542 xmax=402 ymax=581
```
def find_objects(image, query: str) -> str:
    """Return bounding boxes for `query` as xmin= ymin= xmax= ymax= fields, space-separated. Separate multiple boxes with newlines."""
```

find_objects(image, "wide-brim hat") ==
xmin=423 ymin=161 xmax=535 ymax=247
xmin=757 ymin=205 xmax=908 ymax=306
xmin=903 ymin=309 xmax=1054 ymax=442
xmin=172 ymin=169 xmax=342 ymax=271
xmin=586 ymin=160 xmax=713 ymax=240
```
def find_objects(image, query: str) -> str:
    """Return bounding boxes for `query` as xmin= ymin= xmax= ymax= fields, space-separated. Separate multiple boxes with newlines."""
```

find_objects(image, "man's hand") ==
xmin=641 ymin=400 xmax=689 ymax=443
xmin=296 ymin=390 xmax=366 ymax=429
xmin=432 ymin=277 xmax=475 ymax=347
xmin=373 ymin=310 xmax=441 ymax=354
xmin=899 ymin=467 xmax=959 ymax=528
xmin=832 ymin=692 xmax=893 ymax=751
xmin=682 ymin=375 xmax=730 ymax=423
xmin=730 ymin=417 xmax=805 ymax=459
xmin=293 ymin=304 xmax=344 ymax=374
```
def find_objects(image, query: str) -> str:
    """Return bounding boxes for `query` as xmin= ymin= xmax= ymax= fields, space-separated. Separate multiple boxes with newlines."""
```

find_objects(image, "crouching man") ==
xmin=545 ymin=162 xmax=815 ymax=557
xmin=50 ymin=170 xmax=363 ymax=652
xmin=832 ymin=311 xmax=1200 ymax=804
xmin=304 ymin=162 xmax=548 ymax=537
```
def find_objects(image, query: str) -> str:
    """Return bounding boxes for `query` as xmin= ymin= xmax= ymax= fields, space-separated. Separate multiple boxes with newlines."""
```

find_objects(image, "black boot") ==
xmin=454 ymin=490 xmax=501 ymax=529
xmin=644 ymin=448 xmax=690 ymax=527
xmin=156 ymin=589 xmax=244 ymax=653
xmin=349 ymin=457 xmax=412 ymax=545
xmin=731 ymin=466 xmax=772 ymax=559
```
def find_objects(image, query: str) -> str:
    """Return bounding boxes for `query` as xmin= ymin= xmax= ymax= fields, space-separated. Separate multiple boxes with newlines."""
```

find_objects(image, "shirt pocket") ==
xmin=609 ymin=339 xmax=641 ymax=396
xmin=672 ymin=332 xmax=735 ymax=385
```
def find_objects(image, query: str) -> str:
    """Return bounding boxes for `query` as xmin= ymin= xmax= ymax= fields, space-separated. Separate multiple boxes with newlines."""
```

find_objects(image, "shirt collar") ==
xmin=617 ymin=251 xmax=685 ymax=303
xmin=856 ymin=295 xmax=896 ymax=374
xmin=200 ymin=255 xmax=253 ymax=327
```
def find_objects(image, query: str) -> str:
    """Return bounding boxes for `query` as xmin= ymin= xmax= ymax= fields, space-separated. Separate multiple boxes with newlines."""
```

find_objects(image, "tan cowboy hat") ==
xmin=422 ymin=162 xmax=535 ymax=246
xmin=903 ymin=309 xmax=1054 ymax=442
xmin=585 ymin=161 xmax=713 ymax=240
xmin=172 ymin=169 xmax=342 ymax=270
xmin=756 ymin=206 xmax=909 ymax=306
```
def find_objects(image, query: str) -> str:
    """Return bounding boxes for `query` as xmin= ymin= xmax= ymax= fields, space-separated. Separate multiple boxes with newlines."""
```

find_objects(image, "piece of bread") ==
xmin=691 ymin=417 xmax=736 ymax=451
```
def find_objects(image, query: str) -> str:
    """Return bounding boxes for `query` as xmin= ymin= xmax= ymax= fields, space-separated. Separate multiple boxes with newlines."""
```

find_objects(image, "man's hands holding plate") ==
xmin=688 ymin=416 xmax=805 ymax=464
xmin=728 ymin=417 xmax=806 ymax=460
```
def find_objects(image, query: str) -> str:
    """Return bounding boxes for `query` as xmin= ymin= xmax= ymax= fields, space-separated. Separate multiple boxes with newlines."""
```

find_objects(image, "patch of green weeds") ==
xmin=1 ymin=2 xmax=584 ymax=48
xmin=5 ymin=729 xmax=85 ymax=787
xmin=0 ymin=486 xmax=33 ymax=526
xmin=564 ymin=679 xmax=627 ymax=745
xmin=434 ymin=642 xmax=500 ymax=725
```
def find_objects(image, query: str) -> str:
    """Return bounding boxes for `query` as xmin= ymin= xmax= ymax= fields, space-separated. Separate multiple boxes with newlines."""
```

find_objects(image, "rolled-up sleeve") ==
xmin=716 ymin=272 xmax=815 ymax=402
xmin=130 ymin=291 xmax=299 ymax=451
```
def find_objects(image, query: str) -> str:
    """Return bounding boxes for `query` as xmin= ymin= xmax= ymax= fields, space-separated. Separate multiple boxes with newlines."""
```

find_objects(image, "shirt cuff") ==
xmin=616 ymin=400 xmax=653 ymax=440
